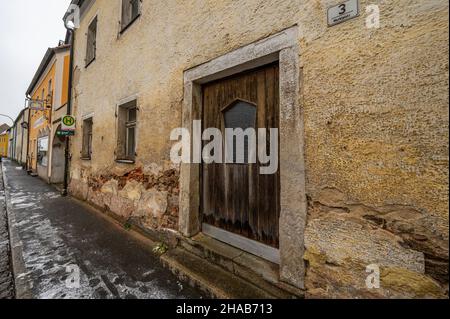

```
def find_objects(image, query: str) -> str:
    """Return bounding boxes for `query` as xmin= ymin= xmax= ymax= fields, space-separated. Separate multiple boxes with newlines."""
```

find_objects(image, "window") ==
xmin=223 ymin=100 xmax=256 ymax=164
xmin=121 ymin=0 xmax=141 ymax=32
xmin=117 ymin=100 xmax=137 ymax=162
xmin=48 ymin=79 xmax=53 ymax=106
xmin=86 ymin=17 xmax=97 ymax=67
xmin=81 ymin=118 xmax=93 ymax=159
xmin=37 ymin=136 xmax=49 ymax=167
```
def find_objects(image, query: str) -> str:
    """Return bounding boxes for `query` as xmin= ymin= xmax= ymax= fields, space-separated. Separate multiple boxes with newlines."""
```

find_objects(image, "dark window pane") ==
xmin=86 ymin=17 xmax=97 ymax=65
xmin=131 ymin=0 xmax=140 ymax=19
xmin=122 ymin=0 xmax=140 ymax=29
xmin=128 ymin=108 xmax=137 ymax=123
xmin=82 ymin=119 xmax=93 ymax=159
xmin=88 ymin=132 xmax=93 ymax=157
xmin=223 ymin=101 xmax=256 ymax=164
xmin=224 ymin=101 xmax=256 ymax=130
xmin=127 ymin=127 xmax=136 ymax=158
xmin=118 ymin=100 xmax=137 ymax=160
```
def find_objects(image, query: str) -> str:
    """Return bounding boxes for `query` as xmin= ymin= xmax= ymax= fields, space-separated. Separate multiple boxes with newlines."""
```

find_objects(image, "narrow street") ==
xmin=1 ymin=159 xmax=205 ymax=299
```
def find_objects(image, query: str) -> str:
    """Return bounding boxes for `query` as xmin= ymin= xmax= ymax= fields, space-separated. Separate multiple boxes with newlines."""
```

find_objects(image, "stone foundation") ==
xmin=69 ymin=164 xmax=180 ymax=232
xmin=304 ymin=188 xmax=448 ymax=299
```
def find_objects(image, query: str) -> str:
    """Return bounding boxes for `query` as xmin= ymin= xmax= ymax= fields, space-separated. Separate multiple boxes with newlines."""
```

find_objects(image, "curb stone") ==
xmin=1 ymin=161 xmax=33 ymax=299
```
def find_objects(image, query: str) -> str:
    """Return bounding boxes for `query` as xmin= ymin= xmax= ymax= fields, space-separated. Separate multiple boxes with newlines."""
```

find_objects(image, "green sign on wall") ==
xmin=57 ymin=130 xmax=75 ymax=137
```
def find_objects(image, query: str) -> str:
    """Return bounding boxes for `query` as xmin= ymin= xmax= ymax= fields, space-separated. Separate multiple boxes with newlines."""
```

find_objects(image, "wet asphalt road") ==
xmin=1 ymin=159 xmax=205 ymax=299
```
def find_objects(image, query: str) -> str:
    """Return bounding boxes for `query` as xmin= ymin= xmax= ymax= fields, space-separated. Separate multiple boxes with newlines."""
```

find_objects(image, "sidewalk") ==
xmin=1 ymin=159 xmax=206 ymax=299
xmin=0 ymin=162 xmax=14 ymax=299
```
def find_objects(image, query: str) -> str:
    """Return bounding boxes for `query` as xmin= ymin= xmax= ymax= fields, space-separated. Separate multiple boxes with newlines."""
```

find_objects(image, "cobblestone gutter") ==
xmin=0 ymin=162 xmax=14 ymax=299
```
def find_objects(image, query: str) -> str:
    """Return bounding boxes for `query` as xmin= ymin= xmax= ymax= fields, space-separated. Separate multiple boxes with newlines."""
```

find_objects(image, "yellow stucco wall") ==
xmin=28 ymin=62 xmax=55 ymax=171
xmin=0 ymin=132 xmax=8 ymax=157
xmin=61 ymin=55 xmax=70 ymax=106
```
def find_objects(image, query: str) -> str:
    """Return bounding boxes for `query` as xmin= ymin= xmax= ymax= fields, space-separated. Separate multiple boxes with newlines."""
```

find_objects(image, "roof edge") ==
xmin=26 ymin=48 xmax=55 ymax=96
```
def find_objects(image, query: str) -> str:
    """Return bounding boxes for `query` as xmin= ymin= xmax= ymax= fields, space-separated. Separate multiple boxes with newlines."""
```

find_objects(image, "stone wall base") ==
xmin=304 ymin=188 xmax=448 ymax=299
xmin=69 ymin=165 xmax=180 ymax=237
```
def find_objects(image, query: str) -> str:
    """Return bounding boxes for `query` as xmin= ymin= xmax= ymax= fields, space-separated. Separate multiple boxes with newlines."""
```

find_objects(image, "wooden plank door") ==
xmin=202 ymin=63 xmax=280 ymax=248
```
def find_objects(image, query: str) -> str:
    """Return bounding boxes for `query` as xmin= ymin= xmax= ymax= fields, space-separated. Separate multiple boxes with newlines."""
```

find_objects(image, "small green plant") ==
xmin=123 ymin=221 xmax=132 ymax=231
xmin=153 ymin=242 xmax=169 ymax=255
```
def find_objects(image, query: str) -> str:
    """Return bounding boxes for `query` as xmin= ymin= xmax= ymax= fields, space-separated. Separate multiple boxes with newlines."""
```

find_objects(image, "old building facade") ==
xmin=66 ymin=0 xmax=449 ymax=298
xmin=0 ymin=127 xmax=9 ymax=158
xmin=8 ymin=108 xmax=30 ymax=166
xmin=26 ymin=44 xmax=71 ymax=182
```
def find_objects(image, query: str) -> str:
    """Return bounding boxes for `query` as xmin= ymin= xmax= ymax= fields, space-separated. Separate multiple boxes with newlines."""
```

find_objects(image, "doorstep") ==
xmin=165 ymin=233 xmax=305 ymax=299
xmin=161 ymin=248 xmax=274 ymax=299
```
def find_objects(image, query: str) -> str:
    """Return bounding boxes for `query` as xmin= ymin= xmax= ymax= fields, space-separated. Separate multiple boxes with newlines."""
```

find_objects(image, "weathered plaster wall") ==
xmin=301 ymin=1 xmax=449 ymax=298
xmin=12 ymin=110 xmax=29 ymax=165
xmin=69 ymin=0 xmax=449 ymax=298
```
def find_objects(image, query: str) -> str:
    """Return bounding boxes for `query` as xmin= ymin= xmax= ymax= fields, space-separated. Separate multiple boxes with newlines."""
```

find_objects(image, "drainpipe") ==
xmin=20 ymin=113 xmax=25 ymax=166
xmin=62 ymin=26 xmax=75 ymax=197
xmin=25 ymin=96 xmax=32 ymax=172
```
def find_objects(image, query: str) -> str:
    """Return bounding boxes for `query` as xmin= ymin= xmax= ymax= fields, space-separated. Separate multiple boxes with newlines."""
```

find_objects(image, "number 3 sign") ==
xmin=328 ymin=0 xmax=360 ymax=27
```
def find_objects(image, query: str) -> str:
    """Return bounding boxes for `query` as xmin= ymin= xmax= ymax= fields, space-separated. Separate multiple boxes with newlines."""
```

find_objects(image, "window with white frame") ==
xmin=86 ymin=17 xmax=97 ymax=66
xmin=117 ymin=100 xmax=137 ymax=161
xmin=121 ymin=0 xmax=141 ymax=32
xmin=81 ymin=118 xmax=93 ymax=160
xmin=37 ymin=136 xmax=49 ymax=167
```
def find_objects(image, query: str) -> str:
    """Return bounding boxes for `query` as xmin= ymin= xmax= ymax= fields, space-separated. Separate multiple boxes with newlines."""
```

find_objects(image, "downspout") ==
xmin=13 ymin=122 xmax=17 ymax=160
xmin=62 ymin=26 xmax=75 ymax=196
xmin=25 ymin=96 xmax=31 ymax=172
xmin=20 ymin=113 xmax=25 ymax=166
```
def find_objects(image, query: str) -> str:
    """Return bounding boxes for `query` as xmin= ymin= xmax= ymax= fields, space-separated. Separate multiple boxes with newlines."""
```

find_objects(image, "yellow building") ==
xmin=0 ymin=128 xmax=9 ymax=157
xmin=26 ymin=43 xmax=71 ymax=181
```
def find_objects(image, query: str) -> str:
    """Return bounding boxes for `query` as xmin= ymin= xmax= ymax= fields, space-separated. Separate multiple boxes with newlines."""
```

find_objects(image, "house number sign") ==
xmin=328 ymin=0 xmax=360 ymax=27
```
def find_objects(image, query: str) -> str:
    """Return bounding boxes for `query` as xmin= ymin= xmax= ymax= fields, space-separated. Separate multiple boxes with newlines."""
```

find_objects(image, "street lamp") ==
xmin=0 ymin=114 xmax=14 ymax=125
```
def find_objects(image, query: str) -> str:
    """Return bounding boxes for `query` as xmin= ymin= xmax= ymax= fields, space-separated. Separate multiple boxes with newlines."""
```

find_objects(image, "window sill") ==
xmin=115 ymin=159 xmax=136 ymax=165
xmin=119 ymin=14 xmax=140 ymax=35
xmin=85 ymin=57 xmax=96 ymax=69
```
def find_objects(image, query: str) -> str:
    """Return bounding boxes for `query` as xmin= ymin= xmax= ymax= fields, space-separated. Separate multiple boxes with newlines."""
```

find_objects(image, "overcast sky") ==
xmin=0 ymin=0 xmax=71 ymax=126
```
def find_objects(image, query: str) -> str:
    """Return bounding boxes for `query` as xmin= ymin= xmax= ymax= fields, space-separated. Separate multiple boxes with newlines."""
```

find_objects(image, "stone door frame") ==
xmin=180 ymin=25 xmax=307 ymax=289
